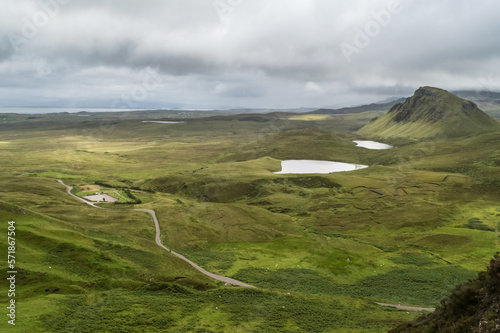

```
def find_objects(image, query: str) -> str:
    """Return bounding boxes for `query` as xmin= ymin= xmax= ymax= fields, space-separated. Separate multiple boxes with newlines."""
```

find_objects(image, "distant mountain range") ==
xmin=311 ymin=99 xmax=407 ymax=115
xmin=453 ymin=90 xmax=500 ymax=100
xmin=357 ymin=86 xmax=500 ymax=139
xmin=309 ymin=90 xmax=500 ymax=119
xmin=452 ymin=90 xmax=500 ymax=118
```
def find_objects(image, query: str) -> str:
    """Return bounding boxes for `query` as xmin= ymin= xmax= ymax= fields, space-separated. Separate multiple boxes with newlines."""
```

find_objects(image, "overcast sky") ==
xmin=1 ymin=0 xmax=500 ymax=110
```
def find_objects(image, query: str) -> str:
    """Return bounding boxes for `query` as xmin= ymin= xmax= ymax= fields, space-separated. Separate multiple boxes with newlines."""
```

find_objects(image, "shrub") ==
xmin=462 ymin=217 xmax=495 ymax=232
xmin=389 ymin=253 xmax=500 ymax=333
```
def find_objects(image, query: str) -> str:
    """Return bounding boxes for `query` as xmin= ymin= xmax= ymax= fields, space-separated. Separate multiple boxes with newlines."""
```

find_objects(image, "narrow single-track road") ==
xmin=57 ymin=180 xmax=103 ymax=208
xmin=57 ymin=180 xmax=255 ymax=288
xmin=135 ymin=209 xmax=255 ymax=288
xmin=374 ymin=302 xmax=435 ymax=312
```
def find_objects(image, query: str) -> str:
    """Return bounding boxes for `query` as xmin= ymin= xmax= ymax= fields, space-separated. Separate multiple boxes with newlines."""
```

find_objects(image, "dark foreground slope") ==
xmin=390 ymin=254 xmax=500 ymax=333
xmin=358 ymin=87 xmax=499 ymax=139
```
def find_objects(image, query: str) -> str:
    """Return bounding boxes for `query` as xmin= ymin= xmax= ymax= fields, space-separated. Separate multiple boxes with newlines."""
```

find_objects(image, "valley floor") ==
xmin=0 ymin=110 xmax=499 ymax=332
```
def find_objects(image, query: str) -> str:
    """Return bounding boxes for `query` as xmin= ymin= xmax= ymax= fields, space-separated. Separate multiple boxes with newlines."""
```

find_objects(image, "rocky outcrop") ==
xmin=358 ymin=86 xmax=499 ymax=139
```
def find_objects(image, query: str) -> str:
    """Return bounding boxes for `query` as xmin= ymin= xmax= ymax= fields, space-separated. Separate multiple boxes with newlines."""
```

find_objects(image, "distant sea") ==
xmin=0 ymin=107 xmax=149 ymax=114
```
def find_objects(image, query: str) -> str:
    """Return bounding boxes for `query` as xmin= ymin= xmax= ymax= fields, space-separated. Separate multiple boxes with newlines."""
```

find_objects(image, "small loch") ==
xmin=274 ymin=160 xmax=368 ymax=174
xmin=141 ymin=121 xmax=185 ymax=124
xmin=353 ymin=140 xmax=393 ymax=150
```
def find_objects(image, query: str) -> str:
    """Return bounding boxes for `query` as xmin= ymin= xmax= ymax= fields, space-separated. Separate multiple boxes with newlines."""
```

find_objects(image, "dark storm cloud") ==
xmin=0 ymin=35 xmax=16 ymax=61
xmin=1 ymin=0 xmax=500 ymax=108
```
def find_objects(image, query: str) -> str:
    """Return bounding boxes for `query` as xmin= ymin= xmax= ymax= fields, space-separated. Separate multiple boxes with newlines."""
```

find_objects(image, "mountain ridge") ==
xmin=311 ymin=99 xmax=406 ymax=115
xmin=357 ymin=86 xmax=500 ymax=139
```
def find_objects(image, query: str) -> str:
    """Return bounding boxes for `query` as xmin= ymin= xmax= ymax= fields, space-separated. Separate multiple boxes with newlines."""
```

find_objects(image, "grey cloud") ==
xmin=1 ymin=0 xmax=500 ymax=108
xmin=212 ymin=81 xmax=264 ymax=98
xmin=0 ymin=36 xmax=15 ymax=60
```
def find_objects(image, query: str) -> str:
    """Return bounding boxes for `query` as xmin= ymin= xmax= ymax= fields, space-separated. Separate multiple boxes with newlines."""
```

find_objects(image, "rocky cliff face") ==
xmin=358 ymin=86 xmax=500 ymax=139
xmin=389 ymin=87 xmax=482 ymax=123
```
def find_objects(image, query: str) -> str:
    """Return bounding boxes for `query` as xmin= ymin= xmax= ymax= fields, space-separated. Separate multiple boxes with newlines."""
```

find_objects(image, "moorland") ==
xmin=1 ymin=88 xmax=499 ymax=332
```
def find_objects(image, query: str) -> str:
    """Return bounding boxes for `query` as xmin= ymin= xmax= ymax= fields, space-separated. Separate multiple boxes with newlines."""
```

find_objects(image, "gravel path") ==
xmin=375 ymin=302 xmax=436 ymax=312
xmin=135 ymin=209 xmax=255 ymax=288
xmin=57 ymin=180 xmax=255 ymax=288
xmin=58 ymin=180 xmax=443 ymax=300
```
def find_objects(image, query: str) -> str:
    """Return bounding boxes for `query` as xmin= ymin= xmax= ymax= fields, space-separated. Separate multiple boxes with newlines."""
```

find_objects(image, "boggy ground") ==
xmin=0 ymin=110 xmax=499 ymax=332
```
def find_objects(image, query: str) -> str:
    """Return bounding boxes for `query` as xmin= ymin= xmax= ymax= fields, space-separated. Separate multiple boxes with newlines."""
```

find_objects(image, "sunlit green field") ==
xmin=0 ymin=110 xmax=499 ymax=332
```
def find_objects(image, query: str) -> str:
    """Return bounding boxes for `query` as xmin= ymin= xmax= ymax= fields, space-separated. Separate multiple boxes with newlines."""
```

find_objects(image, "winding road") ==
xmin=57 ymin=180 xmax=103 ymax=209
xmin=374 ymin=302 xmax=435 ymax=312
xmin=57 ymin=180 xmax=255 ymax=288
xmin=57 ymin=180 xmax=438 ymax=306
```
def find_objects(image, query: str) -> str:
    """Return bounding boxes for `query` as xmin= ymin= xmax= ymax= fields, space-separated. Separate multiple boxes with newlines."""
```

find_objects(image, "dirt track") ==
xmin=135 ymin=208 xmax=255 ymax=288
xmin=58 ymin=180 xmax=255 ymax=288
xmin=375 ymin=302 xmax=436 ymax=312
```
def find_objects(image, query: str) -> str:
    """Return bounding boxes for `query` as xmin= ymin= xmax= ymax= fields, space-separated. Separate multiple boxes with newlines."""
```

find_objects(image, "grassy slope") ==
xmin=390 ymin=254 xmax=500 ymax=332
xmin=0 ymin=111 xmax=499 ymax=332
xmin=358 ymin=87 xmax=500 ymax=139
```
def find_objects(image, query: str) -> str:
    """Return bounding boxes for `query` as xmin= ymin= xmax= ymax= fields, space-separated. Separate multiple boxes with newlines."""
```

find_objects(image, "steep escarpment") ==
xmin=358 ymin=87 xmax=499 ymax=139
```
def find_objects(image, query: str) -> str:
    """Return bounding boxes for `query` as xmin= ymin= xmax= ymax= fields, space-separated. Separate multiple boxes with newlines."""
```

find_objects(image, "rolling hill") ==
xmin=357 ymin=86 xmax=500 ymax=139
xmin=1 ymin=100 xmax=500 ymax=332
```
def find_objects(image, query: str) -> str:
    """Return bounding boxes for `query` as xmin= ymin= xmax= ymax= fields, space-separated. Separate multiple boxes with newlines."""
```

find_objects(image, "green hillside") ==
xmin=358 ymin=87 xmax=500 ymax=140
xmin=0 ymin=106 xmax=499 ymax=332
xmin=390 ymin=254 xmax=500 ymax=332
